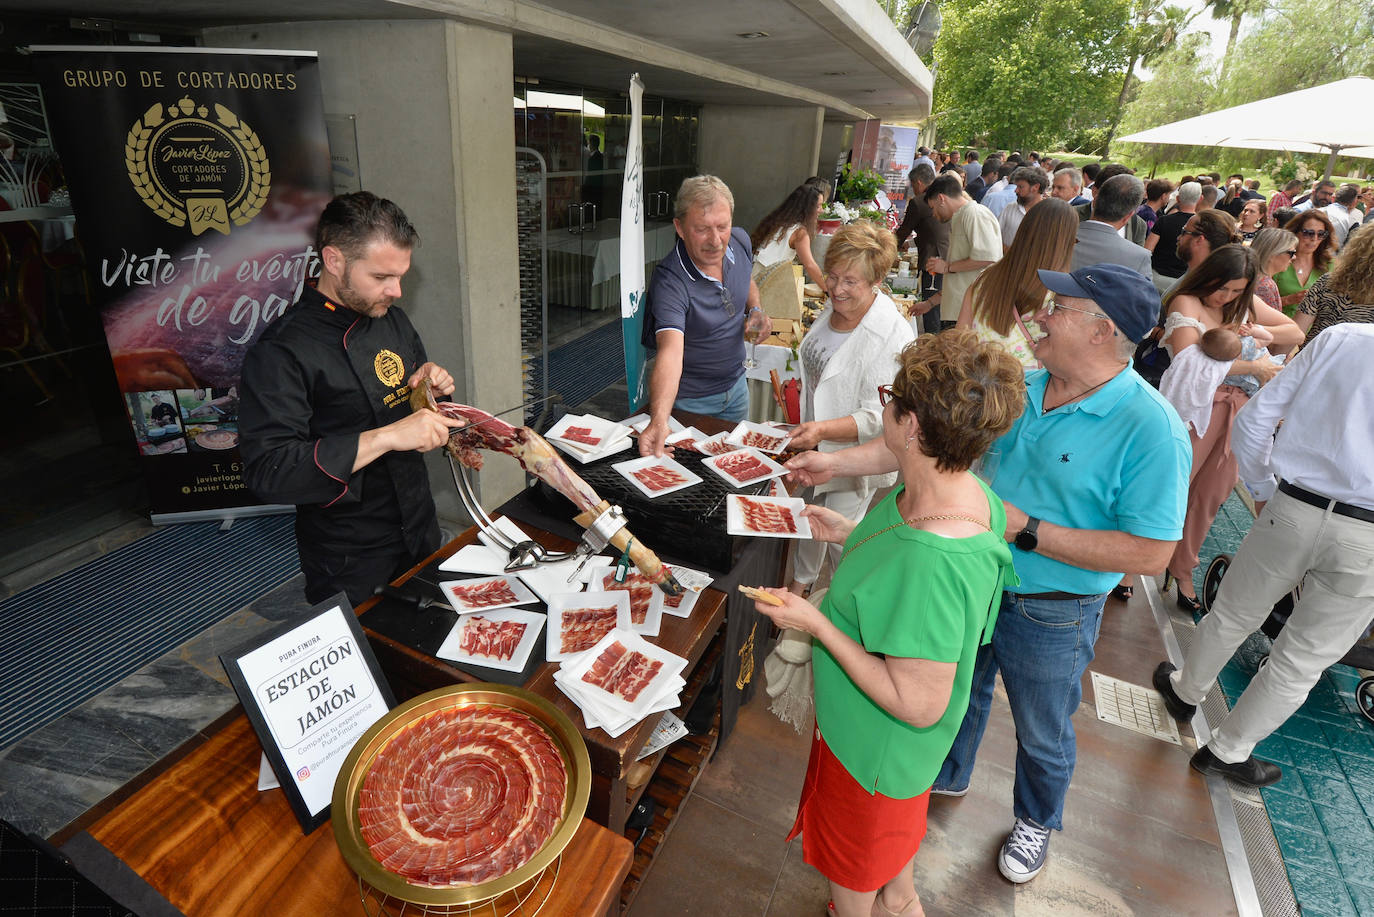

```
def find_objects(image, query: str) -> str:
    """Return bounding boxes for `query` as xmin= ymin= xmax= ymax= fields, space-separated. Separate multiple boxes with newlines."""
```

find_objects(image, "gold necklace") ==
xmin=842 ymin=512 xmax=992 ymax=561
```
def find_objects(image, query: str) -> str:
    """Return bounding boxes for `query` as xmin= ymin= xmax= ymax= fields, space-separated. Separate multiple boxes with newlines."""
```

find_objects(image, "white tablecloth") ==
xmin=545 ymin=219 xmax=678 ymax=286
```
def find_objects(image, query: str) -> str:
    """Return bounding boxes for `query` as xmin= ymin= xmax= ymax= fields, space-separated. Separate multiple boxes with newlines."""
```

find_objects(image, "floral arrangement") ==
xmin=1264 ymin=155 xmax=1317 ymax=186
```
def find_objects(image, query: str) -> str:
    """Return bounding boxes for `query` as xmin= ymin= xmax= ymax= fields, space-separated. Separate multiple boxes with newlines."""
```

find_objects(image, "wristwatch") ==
xmin=1014 ymin=517 xmax=1041 ymax=552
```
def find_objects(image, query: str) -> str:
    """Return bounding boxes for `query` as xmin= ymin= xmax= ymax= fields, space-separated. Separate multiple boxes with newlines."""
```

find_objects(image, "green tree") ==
xmin=1103 ymin=0 xmax=1195 ymax=152
xmin=931 ymin=0 xmax=1132 ymax=151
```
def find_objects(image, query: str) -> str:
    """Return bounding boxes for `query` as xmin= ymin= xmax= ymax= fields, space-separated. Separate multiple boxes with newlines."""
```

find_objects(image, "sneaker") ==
xmin=1190 ymin=745 xmax=1282 ymax=788
xmin=929 ymin=784 xmax=969 ymax=797
xmin=1152 ymin=661 xmax=1197 ymax=722
xmin=998 ymin=818 xmax=1051 ymax=883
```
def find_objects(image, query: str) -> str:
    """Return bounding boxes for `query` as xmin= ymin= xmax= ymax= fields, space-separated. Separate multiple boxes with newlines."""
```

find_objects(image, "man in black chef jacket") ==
xmin=240 ymin=192 xmax=464 ymax=605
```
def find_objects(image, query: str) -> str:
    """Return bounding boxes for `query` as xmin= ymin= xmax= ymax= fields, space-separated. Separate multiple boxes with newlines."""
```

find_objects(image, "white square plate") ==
xmin=587 ymin=565 xmax=664 ymax=637
xmin=700 ymin=447 xmax=788 ymax=488
xmin=439 ymin=574 xmax=539 ymax=612
xmin=725 ymin=420 xmax=792 ymax=454
xmin=622 ymin=414 xmax=684 ymax=436
xmin=559 ymin=628 xmax=688 ymax=720
xmin=661 ymin=564 xmax=713 ymax=618
xmin=546 ymin=413 xmax=630 ymax=450
xmin=725 ymin=494 xmax=813 ymax=539
xmin=663 ymin=426 xmax=707 ymax=453
xmin=695 ymin=432 xmax=739 ymax=456
xmin=553 ymin=667 xmax=684 ymax=736
xmin=436 ymin=607 xmax=545 ymax=673
xmin=549 ymin=435 xmax=633 ymax=464
xmin=610 ymin=455 xmax=702 ymax=498
xmin=545 ymin=591 xmax=631 ymax=663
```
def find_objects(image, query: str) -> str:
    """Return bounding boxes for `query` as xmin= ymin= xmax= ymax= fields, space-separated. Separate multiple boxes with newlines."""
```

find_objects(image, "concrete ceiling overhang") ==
xmin=6 ymin=0 xmax=930 ymax=121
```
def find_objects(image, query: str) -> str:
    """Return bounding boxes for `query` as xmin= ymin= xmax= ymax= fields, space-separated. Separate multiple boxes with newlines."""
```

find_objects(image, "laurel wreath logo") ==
xmin=124 ymin=98 xmax=271 ymax=230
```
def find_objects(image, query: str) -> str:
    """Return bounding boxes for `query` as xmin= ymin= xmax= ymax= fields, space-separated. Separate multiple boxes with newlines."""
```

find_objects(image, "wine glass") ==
xmin=743 ymin=324 xmax=758 ymax=370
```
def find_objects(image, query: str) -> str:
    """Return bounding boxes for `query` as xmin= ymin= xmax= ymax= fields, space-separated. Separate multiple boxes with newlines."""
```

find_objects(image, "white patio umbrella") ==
xmin=1117 ymin=77 xmax=1374 ymax=180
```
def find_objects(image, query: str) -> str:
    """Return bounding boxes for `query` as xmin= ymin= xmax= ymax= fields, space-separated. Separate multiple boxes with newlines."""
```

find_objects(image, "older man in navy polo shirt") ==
xmin=640 ymin=175 xmax=770 ymax=457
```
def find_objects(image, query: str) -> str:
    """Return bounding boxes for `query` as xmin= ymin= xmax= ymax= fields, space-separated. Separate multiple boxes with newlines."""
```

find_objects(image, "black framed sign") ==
xmin=220 ymin=593 xmax=395 ymax=833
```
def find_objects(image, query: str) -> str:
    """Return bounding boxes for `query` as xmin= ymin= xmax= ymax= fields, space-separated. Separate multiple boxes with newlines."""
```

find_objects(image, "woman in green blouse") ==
xmin=752 ymin=330 xmax=1024 ymax=917
xmin=1275 ymin=210 xmax=1336 ymax=316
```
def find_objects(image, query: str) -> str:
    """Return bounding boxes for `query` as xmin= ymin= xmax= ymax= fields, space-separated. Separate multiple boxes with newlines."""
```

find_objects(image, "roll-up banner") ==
xmin=620 ymin=73 xmax=649 ymax=412
xmin=32 ymin=47 xmax=332 ymax=522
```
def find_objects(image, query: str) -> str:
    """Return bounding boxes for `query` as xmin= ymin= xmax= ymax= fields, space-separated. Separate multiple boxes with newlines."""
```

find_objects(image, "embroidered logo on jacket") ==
xmin=374 ymin=349 xmax=404 ymax=387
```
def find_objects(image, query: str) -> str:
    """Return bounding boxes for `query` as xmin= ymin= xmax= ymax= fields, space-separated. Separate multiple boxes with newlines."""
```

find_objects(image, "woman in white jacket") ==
xmin=787 ymin=221 xmax=915 ymax=595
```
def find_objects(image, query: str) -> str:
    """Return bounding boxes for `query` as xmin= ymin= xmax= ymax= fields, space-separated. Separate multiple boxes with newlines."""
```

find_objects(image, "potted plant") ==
xmin=835 ymin=163 xmax=885 ymax=207
xmin=818 ymin=202 xmax=848 ymax=234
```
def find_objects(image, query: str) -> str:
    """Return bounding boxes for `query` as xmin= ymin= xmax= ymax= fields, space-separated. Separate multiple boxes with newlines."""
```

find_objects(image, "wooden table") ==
xmin=76 ymin=715 xmax=632 ymax=917
xmin=358 ymin=520 xmax=728 ymax=834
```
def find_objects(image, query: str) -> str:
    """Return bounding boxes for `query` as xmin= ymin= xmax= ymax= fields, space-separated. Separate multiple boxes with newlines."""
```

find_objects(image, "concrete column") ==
xmin=203 ymin=20 xmax=524 ymax=528
xmin=697 ymin=104 xmax=824 ymax=232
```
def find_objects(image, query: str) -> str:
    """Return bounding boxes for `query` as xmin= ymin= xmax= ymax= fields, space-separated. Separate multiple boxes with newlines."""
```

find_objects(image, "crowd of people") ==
xmin=635 ymin=158 xmax=1372 ymax=916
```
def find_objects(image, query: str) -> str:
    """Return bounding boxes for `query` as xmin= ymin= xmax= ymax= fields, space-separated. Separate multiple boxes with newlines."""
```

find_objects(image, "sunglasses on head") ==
xmin=1299 ymin=228 xmax=1329 ymax=239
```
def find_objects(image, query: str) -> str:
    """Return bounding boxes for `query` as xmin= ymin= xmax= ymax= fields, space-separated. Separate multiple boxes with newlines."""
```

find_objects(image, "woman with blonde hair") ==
xmin=786 ymin=221 xmax=915 ymax=596
xmin=1296 ymin=226 xmax=1374 ymax=344
xmin=1247 ymin=228 xmax=1298 ymax=313
xmin=753 ymin=330 xmax=1024 ymax=917
xmin=956 ymin=196 xmax=1077 ymax=367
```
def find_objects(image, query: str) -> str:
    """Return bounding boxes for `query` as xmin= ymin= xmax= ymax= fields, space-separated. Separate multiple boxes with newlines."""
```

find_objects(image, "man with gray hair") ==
xmin=1146 ymin=180 xmax=1201 ymax=293
xmin=1070 ymin=175 xmax=1152 ymax=277
xmin=640 ymin=175 xmax=769 ymax=457
xmin=1051 ymin=167 xmax=1089 ymax=207
xmin=1324 ymin=184 xmax=1360 ymax=247
xmin=786 ymin=262 xmax=1191 ymax=884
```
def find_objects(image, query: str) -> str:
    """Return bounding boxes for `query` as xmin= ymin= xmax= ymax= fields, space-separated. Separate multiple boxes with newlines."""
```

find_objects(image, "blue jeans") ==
xmin=673 ymin=374 xmax=749 ymax=422
xmin=935 ymin=591 xmax=1108 ymax=831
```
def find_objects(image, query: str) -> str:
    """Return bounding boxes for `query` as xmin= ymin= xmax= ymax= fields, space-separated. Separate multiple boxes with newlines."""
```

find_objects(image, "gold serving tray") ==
xmin=331 ymin=683 xmax=591 ymax=906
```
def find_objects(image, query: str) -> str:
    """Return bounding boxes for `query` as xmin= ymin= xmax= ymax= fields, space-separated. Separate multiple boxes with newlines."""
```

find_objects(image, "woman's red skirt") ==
xmin=786 ymin=728 xmax=931 ymax=892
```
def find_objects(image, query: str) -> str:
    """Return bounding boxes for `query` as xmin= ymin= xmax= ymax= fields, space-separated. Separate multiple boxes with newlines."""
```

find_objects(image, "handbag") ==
xmin=1133 ymin=325 xmax=1170 ymax=388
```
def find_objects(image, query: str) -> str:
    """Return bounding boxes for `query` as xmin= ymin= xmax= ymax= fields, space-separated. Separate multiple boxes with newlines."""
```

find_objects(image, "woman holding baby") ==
xmin=1157 ymin=244 xmax=1303 ymax=611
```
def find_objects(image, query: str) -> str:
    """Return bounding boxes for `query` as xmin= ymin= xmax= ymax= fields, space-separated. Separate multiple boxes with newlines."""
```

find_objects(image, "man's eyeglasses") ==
xmin=877 ymin=384 xmax=897 ymax=407
xmin=1046 ymin=298 xmax=1108 ymax=321
xmin=719 ymin=284 xmax=735 ymax=316
xmin=1299 ymin=228 xmax=1329 ymax=240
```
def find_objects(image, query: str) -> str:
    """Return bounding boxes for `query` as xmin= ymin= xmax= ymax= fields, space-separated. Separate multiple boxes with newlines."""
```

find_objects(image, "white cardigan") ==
xmin=802 ymin=292 xmax=916 ymax=498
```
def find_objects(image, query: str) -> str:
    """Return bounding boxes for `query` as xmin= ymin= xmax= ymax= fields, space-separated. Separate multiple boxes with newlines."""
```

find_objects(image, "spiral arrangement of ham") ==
xmin=358 ymin=704 xmax=567 ymax=887
xmin=409 ymin=384 xmax=683 ymax=597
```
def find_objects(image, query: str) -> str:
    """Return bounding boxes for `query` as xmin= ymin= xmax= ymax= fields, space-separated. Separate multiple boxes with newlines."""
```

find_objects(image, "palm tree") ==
xmin=1207 ymin=0 xmax=1253 ymax=83
xmin=1104 ymin=2 xmax=1196 ymax=152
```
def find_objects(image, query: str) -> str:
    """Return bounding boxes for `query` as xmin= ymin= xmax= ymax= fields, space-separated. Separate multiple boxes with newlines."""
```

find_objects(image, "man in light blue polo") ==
xmin=786 ymin=262 xmax=1191 ymax=885
xmin=640 ymin=175 xmax=770 ymax=457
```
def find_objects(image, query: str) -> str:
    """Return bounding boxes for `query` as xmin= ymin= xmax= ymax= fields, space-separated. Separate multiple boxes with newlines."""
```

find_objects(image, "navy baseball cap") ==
xmin=1037 ymin=263 xmax=1159 ymax=343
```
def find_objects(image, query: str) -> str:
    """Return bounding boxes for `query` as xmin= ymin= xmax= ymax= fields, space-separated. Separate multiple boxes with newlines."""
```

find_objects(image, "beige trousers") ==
xmin=1171 ymin=488 xmax=1374 ymax=763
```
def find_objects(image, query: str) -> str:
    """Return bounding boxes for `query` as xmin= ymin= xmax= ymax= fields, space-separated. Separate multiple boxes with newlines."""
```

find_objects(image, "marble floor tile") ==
xmin=0 ymin=743 xmax=146 ymax=838
xmin=166 ymin=607 xmax=280 ymax=688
